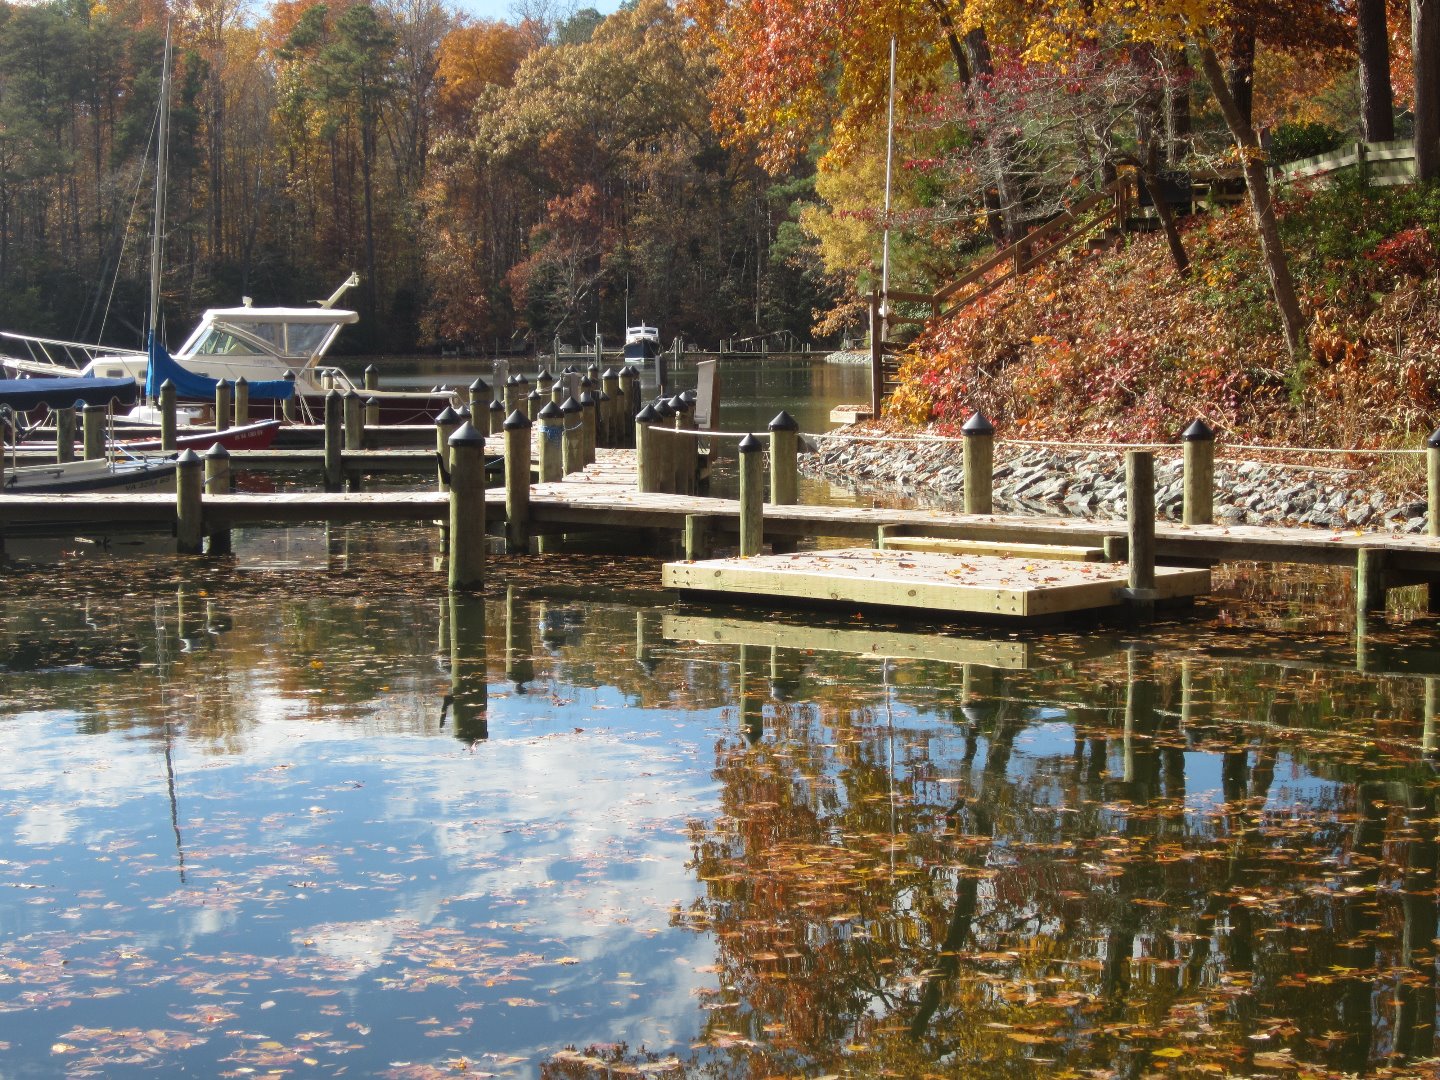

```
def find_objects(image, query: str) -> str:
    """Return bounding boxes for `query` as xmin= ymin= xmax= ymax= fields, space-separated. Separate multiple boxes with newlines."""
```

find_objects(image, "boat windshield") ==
xmin=184 ymin=319 xmax=340 ymax=360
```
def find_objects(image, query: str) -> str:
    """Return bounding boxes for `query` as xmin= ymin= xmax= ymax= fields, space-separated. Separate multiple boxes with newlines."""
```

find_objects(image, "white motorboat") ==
xmin=623 ymin=324 xmax=661 ymax=364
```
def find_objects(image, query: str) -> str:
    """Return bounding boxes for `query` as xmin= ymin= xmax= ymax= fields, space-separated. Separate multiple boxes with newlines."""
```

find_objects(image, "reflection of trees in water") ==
xmin=680 ymin=648 xmax=1440 ymax=1077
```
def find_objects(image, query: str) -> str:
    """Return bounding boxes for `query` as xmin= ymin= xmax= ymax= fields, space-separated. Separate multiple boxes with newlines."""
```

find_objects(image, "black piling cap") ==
xmin=488 ymin=398 xmax=505 ymax=413
xmin=653 ymin=399 xmax=675 ymax=419
xmin=527 ymin=387 xmax=543 ymax=400
xmin=282 ymin=370 xmax=296 ymax=381
xmin=580 ymin=376 xmax=593 ymax=390
xmin=504 ymin=409 xmax=532 ymax=430
xmin=456 ymin=404 xmax=471 ymax=419
xmin=202 ymin=442 xmax=230 ymax=459
xmin=635 ymin=404 xmax=659 ymax=423
xmin=738 ymin=432 xmax=764 ymax=454
xmin=176 ymin=448 xmax=202 ymax=466
xmin=1182 ymin=418 xmax=1215 ymax=442
xmin=598 ymin=390 xmax=611 ymax=402
xmin=587 ymin=362 xmax=599 ymax=374
xmin=435 ymin=405 xmax=460 ymax=426
xmin=513 ymin=373 xmax=529 ymax=388
xmin=561 ymin=395 xmax=582 ymax=414
xmin=505 ymin=373 xmax=518 ymax=385
xmin=619 ymin=366 xmax=637 ymax=379
xmin=365 ymin=396 xmax=379 ymax=407
xmin=449 ymin=421 xmax=485 ymax=447
xmin=580 ymin=391 xmax=596 ymax=407
xmin=536 ymin=367 xmax=552 ymax=381
xmin=539 ymin=400 xmax=563 ymax=421
xmin=768 ymin=410 xmax=799 ymax=432
xmin=961 ymin=411 xmax=994 ymax=436
xmin=469 ymin=377 xmax=489 ymax=395
xmin=669 ymin=395 xmax=691 ymax=414
xmin=602 ymin=367 xmax=618 ymax=380
xmin=681 ymin=389 xmax=697 ymax=404
xmin=1429 ymin=427 xmax=1440 ymax=449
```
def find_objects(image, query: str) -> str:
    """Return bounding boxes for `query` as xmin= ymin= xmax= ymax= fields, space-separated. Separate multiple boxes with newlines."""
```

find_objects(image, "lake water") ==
xmin=2 ymin=358 xmax=1439 ymax=1078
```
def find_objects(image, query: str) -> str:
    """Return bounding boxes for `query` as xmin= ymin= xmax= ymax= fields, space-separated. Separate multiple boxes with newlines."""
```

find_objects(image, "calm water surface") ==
xmin=4 ymin=359 xmax=1440 ymax=1077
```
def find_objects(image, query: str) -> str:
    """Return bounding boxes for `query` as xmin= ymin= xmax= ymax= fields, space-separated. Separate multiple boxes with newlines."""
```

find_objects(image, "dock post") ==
xmin=364 ymin=394 xmax=380 ymax=431
xmin=739 ymin=432 xmax=765 ymax=556
xmin=447 ymin=421 xmax=487 ymax=592
xmin=434 ymin=405 xmax=460 ymax=492
xmin=1356 ymin=547 xmax=1388 ymax=614
xmin=214 ymin=380 xmax=231 ymax=432
xmin=55 ymin=407 xmax=75 ymax=463
xmin=537 ymin=401 xmax=564 ymax=482
xmin=669 ymin=395 xmax=692 ymax=494
xmin=203 ymin=444 xmax=232 ymax=556
xmin=962 ymin=411 xmax=994 ymax=514
xmin=281 ymin=371 xmax=297 ymax=425
xmin=234 ymin=377 xmax=250 ymax=427
xmin=343 ymin=389 xmax=363 ymax=450
xmin=601 ymin=369 xmax=620 ymax=446
xmin=527 ymin=386 xmax=543 ymax=422
xmin=323 ymin=389 xmax=344 ymax=492
xmin=160 ymin=380 xmax=178 ymax=450
xmin=768 ymin=410 xmax=800 ymax=505
xmin=488 ymin=396 xmax=505 ymax=436
xmin=510 ymin=373 xmax=529 ymax=415
xmin=1125 ymin=450 xmax=1157 ymax=619
xmin=560 ymin=396 xmax=583 ymax=477
xmin=621 ymin=366 xmax=640 ymax=437
xmin=82 ymin=403 xmax=105 ymax=460
xmin=536 ymin=368 xmax=553 ymax=399
xmin=504 ymin=409 xmax=532 ymax=554
xmin=580 ymin=390 xmax=598 ymax=467
xmin=635 ymin=404 xmax=660 ymax=492
xmin=685 ymin=515 xmax=714 ymax=560
xmin=651 ymin=398 xmax=676 ymax=494
xmin=1427 ymin=428 xmax=1440 ymax=538
xmin=175 ymin=449 xmax=204 ymax=555
xmin=364 ymin=364 xmax=378 ymax=396
xmin=1182 ymin=419 xmax=1215 ymax=525
xmin=469 ymin=377 xmax=490 ymax=416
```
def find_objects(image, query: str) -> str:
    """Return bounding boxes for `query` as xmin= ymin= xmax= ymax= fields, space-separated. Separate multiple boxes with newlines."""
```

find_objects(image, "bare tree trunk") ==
xmin=1225 ymin=21 xmax=1256 ymax=134
xmin=1197 ymin=44 xmax=1306 ymax=357
xmin=1416 ymin=0 xmax=1440 ymax=181
xmin=1359 ymin=0 xmax=1396 ymax=142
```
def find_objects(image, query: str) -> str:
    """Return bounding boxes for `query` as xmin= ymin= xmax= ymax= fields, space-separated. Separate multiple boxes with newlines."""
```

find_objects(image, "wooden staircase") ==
xmin=867 ymin=175 xmax=1137 ymax=415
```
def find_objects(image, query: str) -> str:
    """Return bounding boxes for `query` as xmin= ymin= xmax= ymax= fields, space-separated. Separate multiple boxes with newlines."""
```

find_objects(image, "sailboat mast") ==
xmin=147 ymin=23 xmax=173 ymax=347
xmin=880 ymin=35 xmax=896 ymax=339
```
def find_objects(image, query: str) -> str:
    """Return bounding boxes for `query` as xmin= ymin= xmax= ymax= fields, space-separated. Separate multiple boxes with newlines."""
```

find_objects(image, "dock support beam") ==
xmin=963 ymin=411 xmax=994 ymax=514
xmin=504 ymin=409 xmax=532 ymax=554
xmin=82 ymin=404 xmax=105 ymax=460
xmin=176 ymin=449 xmax=204 ymax=555
xmin=160 ymin=380 xmax=177 ymax=451
xmin=739 ymin=433 xmax=765 ymax=557
xmin=1356 ymin=547 xmax=1387 ymax=614
xmin=323 ymin=390 xmax=343 ymax=492
xmin=1125 ymin=450 xmax=1157 ymax=619
xmin=1183 ymin=419 xmax=1215 ymax=525
xmin=204 ymin=444 xmax=232 ymax=556
xmin=448 ymin=422 xmax=487 ymax=592
xmin=55 ymin=407 xmax=75 ymax=464
xmin=685 ymin=514 xmax=715 ymax=560
xmin=214 ymin=380 xmax=231 ymax=432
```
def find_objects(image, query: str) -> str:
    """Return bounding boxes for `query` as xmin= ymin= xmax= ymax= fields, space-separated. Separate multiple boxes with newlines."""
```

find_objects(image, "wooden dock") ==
xmin=662 ymin=548 xmax=1209 ymax=618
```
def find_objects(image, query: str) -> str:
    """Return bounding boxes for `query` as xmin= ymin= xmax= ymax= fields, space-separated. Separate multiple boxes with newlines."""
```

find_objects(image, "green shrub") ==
xmin=1269 ymin=122 xmax=1347 ymax=166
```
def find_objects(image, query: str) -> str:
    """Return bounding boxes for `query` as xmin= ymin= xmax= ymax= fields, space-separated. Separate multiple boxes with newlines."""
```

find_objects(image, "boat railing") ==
xmin=0 ymin=331 xmax=144 ymax=373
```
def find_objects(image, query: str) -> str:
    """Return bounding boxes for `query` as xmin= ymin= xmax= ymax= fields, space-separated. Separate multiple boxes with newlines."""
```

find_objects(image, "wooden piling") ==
xmin=160 ymin=380 xmax=177 ymax=450
xmin=214 ymin=380 xmax=232 ymax=432
xmin=488 ymin=397 xmax=505 ymax=436
xmin=768 ymin=410 xmax=799 ymax=505
xmin=176 ymin=449 xmax=204 ymax=555
xmin=510 ymin=374 xmax=529 ymax=415
xmin=635 ymin=404 xmax=661 ymax=492
xmin=561 ymin=396 xmax=583 ymax=477
xmin=82 ymin=404 xmax=105 ymax=460
xmin=962 ymin=411 xmax=994 ymax=515
xmin=281 ymin=371 xmax=297 ymax=425
xmin=1428 ymin=427 xmax=1440 ymax=538
xmin=651 ymin=398 xmax=676 ymax=494
xmin=323 ymin=389 xmax=344 ymax=491
xmin=601 ymin=369 xmax=620 ymax=446
xmin=234 ymin=377 xmax=250 ymax=427
xmin=1356 ymin=547 xmax=1388 ymax=614
xmin=538 ymin=401 xmax=564 ymax=483
xmin=620 ymin=366 xmax=640 ymax=435
xmin=55 ymin=407 xmax=75 ymax=464
xmin=504 ymin=409 xmax=532 ymax=554
xmin=527 ymin=387 xmax=543 ymax=422
xmin=668 ymin=395 xmax=692 ymax=494
xmin=469 ymin=377 xmax=490 ymax=415
xmin=365 ymin=395 xmax=380 ymax=430
xmin=364 ymin=365 xmax=378 ymax=396
xmin=343 ymin=389 xmax=363 ymax=450
xmin=739 ymin=432 xmax=765 ymax=557
xmin=1182 ymin=418 xmax=1215 ymax=526
xmin=685 ymin=514 xmax=714 ymax=561
xmin=434 ymin=405 xmax=460 ymax=493
xmin=580 ymin=390 xmax=598 ymax=466
xmin=1125 ymin=450 xmax=1157 ymax=618
xmin=536 ymin=368 xmax=553 ymax=399
xmin=447 ymin=422 xmax=487 ymax=592
xmin=203 ymin=444 xmax=232 ymax=555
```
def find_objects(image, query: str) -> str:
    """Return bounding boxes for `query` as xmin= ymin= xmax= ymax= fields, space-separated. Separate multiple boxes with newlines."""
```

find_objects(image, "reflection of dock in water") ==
xmin=663 ymin=611 xmax=1122 ymax=671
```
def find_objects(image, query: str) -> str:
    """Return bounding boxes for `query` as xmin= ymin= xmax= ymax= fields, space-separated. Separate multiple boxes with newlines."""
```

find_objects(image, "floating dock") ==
xmin=662 ymin=548 xmax=1210 ymax=619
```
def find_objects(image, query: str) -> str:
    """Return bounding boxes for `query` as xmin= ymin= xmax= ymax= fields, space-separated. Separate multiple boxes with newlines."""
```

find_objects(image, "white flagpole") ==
xmin=881 ymin=36 xmax=896 ymax=338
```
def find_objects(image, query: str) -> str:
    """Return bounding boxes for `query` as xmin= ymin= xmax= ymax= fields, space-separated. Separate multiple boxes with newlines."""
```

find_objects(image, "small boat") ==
xmin=1 ymin=375 xmax=177 ymax=497
xmin=623 ymin=325 xmax=662 ymax=364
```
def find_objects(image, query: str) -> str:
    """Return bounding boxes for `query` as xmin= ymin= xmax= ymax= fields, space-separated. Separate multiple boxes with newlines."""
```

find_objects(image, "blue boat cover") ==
xmin=0 ymin=376 xmax=140 ymax=411
xmin=144 ymin=338 xmax=294 ymax=401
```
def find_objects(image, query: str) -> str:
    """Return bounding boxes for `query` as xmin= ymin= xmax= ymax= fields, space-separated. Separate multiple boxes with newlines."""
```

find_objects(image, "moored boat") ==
xmin=623 ymin=325 xmax=661 ymax=364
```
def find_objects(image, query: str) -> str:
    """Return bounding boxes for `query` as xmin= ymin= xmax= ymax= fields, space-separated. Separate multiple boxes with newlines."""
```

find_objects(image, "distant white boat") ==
xmin=623 ymin=325 xmax=661 ymax=364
